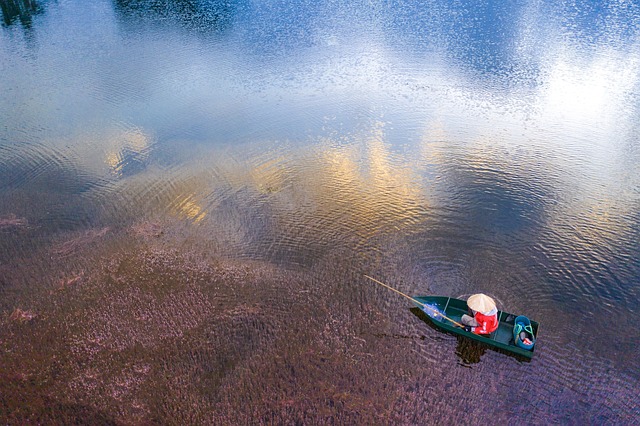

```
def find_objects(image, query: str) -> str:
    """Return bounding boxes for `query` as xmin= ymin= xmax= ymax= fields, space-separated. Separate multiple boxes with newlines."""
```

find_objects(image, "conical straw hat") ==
xmin=467 ymin=293 xmax=496 ymax=314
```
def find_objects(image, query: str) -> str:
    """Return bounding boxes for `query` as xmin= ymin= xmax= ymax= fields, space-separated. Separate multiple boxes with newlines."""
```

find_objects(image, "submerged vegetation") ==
xmin=0 ymin=221 xmax=401 ymax=423
xmin=0 ymin=214 xmax=28 ymax=229
xmin=2 ymin=220 xmax=637 ymax=423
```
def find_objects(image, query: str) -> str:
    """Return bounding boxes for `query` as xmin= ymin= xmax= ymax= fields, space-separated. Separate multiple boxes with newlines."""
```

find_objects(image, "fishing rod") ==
xmin=363 ymin=275 xmax=465 ymax=329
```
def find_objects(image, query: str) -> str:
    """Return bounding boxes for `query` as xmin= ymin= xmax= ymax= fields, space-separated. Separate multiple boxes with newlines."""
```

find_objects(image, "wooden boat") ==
xmin=413 ymin=296 xmax=539 ymax=359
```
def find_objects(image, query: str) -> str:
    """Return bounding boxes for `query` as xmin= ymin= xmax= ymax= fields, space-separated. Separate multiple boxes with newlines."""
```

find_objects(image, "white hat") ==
xmin=467 ymin=293 xmax=496 ymax=314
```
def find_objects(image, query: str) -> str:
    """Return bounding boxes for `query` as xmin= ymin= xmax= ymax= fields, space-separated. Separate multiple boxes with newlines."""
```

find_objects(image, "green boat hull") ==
xmin=413 ymin=296 xmax=539 ymax=359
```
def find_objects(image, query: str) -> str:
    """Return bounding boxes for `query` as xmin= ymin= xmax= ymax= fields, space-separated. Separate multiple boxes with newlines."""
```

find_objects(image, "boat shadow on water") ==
xmin=409 ymin=307 xmax=532 ymax=364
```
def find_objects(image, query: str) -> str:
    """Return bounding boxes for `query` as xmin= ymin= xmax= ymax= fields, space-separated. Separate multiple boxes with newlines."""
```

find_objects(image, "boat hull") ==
xmin=413 ymin=296 xmax=539 ymax=359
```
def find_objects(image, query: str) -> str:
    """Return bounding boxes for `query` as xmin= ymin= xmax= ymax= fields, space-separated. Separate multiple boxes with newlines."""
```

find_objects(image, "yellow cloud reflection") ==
xmin=171 ymin=193 xmax=206 ymax=223
xmin=103 ymin=127 xmax=152 ymax=176
xmin=307 ymin=122 xmax=425 ymax=238
xmin=105 ymin=151 xmax=121 ymax=171
xmin=249 ymin=156 xmax=290 ymax=194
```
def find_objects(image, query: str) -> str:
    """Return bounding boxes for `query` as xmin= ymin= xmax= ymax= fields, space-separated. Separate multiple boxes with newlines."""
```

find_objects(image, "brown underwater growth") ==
xmin=2 ymin=227 xmax=637 ymax=424
xmin=0 ymin=230 xmax=402 ymax=424
xmin=55 ymin=272 xmax=85 ymax=291
xmin=9 ymin=308 xmax=37 ymax=323
xmin=130 ymin=221 xmax=164 ymax=239
xmin=51 ymin=227 xmax=110 ymax=258
xmin=0 ymin=214 xmax=28 ymax=230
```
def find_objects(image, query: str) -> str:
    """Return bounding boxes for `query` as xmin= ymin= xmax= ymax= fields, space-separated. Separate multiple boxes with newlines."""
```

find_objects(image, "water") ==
xmin=1 ymin=0 xmax=639 ymax=423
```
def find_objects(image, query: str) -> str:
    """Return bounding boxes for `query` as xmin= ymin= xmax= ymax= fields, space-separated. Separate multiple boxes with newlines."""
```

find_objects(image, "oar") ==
xmin=364 ymin=275 xmax=465 ymax=329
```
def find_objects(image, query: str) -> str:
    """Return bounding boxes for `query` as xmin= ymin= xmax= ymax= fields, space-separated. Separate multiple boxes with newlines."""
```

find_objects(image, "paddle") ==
xmin=364 ymin=275 xmax=466 ymax=329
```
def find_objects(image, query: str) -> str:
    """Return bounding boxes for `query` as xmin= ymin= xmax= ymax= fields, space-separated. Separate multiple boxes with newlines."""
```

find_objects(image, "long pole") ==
xmin=364 ymin=275 xmax=465 ymax=328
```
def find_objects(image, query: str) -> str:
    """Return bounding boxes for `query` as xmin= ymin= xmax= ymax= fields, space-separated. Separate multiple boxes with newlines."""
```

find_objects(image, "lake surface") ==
xmin=1 ymin=0 xmax=639 ymax=423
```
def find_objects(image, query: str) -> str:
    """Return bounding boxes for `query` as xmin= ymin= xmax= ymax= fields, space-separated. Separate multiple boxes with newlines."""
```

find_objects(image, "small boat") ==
xmin=413 ymin=296 xmax=539 ymax=359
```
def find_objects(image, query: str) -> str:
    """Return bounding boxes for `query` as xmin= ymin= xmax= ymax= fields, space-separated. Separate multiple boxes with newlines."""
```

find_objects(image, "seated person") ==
xmin=461 ymin=293 xmax=499 ymax=335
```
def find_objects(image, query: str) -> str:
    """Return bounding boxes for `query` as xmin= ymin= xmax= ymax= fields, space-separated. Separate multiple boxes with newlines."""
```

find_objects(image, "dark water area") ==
xmin=1 ymin=0 xmax=639 ymax=423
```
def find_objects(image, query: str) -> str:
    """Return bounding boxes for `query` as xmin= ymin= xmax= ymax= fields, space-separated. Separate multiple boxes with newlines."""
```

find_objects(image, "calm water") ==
xmin=1 ymin=0 xmax=639 ymax=423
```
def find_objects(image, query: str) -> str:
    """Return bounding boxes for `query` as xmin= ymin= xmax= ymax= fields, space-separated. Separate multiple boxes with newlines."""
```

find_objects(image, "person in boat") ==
xmin=461 ymin=293 xmax=499 ymax=335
